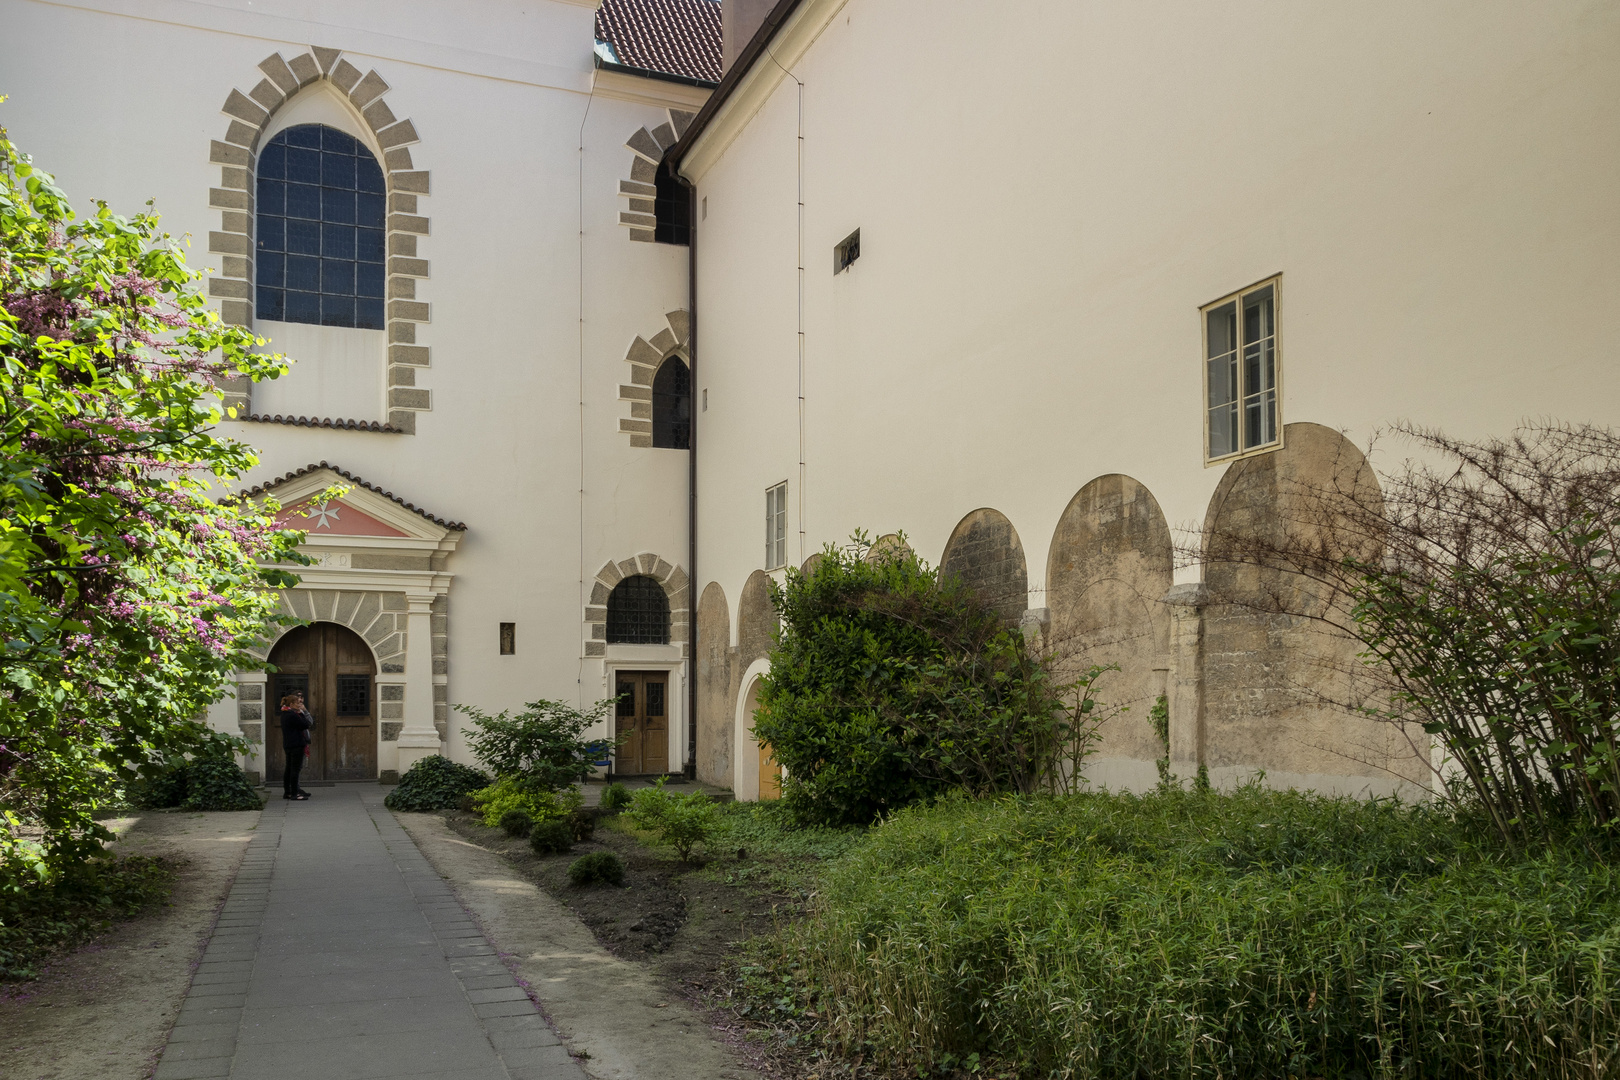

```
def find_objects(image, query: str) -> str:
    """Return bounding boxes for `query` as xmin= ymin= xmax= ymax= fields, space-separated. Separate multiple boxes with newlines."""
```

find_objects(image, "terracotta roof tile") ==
xmin=241 ymin=413 xmax=404 ymax=433
xmin=236 ymin=461 xmax=467 ymax=531
xmin=596 ymin=0 xmax=721 ymax=84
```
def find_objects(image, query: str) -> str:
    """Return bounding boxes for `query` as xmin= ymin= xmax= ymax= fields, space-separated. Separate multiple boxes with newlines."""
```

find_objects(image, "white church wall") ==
xmin=684 ymin=0 xmax=1620 ymax=794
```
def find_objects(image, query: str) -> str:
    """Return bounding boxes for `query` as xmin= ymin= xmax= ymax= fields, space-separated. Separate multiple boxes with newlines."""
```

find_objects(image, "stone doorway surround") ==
xmin=230 ymin=463 xmax=464 ymax=782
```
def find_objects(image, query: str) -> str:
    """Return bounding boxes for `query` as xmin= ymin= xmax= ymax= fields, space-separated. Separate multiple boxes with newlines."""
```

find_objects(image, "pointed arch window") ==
xmin=255 ymin=124 xmax=387 ymax=329
xmin=652 ymin=356 xmax=691 ymax=450
xmin=606 ymin=575 xmax=670 ymax=644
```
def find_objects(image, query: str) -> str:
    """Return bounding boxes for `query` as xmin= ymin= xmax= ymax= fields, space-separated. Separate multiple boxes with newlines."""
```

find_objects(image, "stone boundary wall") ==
xmin=208 ymin=48 xmax=433 ymax=433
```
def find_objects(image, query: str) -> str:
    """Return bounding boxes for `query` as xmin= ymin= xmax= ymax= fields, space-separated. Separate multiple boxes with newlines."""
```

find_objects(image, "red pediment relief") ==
xmin=277 ymin=498 xmax=409 ymax=538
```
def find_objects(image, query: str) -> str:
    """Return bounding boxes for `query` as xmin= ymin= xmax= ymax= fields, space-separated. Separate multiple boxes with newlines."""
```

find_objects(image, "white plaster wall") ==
xmin=687 ymin=0 xmax=1620 ymax=635
xmin=0 ymin=0 xmax=696 ymax=766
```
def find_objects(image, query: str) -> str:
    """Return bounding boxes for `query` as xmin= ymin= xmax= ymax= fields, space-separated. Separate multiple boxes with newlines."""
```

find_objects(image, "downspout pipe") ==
xmin=680 ymin=158 xmax=699 ymax=779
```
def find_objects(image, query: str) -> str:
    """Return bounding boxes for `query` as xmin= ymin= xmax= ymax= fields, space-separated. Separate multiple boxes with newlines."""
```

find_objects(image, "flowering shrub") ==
xmin=0 ymin=117 xmax=302 ymax=881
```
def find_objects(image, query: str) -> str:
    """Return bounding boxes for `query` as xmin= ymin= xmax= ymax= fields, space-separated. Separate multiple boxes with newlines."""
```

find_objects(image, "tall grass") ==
xmin=770 ymin=787 xmax=1620 ymax=1078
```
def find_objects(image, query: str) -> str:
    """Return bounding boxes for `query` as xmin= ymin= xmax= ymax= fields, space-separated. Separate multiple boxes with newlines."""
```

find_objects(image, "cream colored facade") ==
xmin=3 ymin=0 xmax=1616 ymax=798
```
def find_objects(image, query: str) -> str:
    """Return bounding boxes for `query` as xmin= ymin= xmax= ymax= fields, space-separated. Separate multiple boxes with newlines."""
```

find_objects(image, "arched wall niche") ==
xmin=1200 ymin=422 xmax=1424 ymax=794
xmin=694 ymin=582 xmax=733 ymax=788
xmin=939 ymin=508 xmax=1029 ymax=624
xmin=1045 ymin=474 xmax=1173 ymax=779
xmin=208 ymin=48 xmax=432 ymax=433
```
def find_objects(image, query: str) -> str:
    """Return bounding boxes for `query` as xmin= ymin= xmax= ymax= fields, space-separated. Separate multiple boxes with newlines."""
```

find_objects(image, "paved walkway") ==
xmin=154 ymin=788 xmax=586 ymax=1080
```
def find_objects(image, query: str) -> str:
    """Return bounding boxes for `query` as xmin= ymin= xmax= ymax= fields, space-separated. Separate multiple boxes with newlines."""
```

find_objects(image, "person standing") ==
xmin=278 ymin=690 xmax=314 ymax=801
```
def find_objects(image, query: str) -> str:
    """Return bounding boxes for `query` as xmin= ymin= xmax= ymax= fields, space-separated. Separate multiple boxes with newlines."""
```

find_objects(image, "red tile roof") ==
xmin=596 ymin=0 xmax=722 ymax=85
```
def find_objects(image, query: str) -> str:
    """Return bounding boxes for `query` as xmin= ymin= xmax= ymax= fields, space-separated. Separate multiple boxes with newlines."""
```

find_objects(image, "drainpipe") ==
xmin=682 ymin=163 xmax=699 ymax=780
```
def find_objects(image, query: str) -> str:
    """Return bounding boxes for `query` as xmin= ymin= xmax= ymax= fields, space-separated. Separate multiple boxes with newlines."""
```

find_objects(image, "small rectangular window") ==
xmin=834 ymin=229 xmax=860 ymax=274
xmin=765 ymin=482 xmax=788 ymax=570
xmin=1203 ymin=277 xmax=1281 ymax=462
xmin=499 ymin=622 xmax=515 ymax=655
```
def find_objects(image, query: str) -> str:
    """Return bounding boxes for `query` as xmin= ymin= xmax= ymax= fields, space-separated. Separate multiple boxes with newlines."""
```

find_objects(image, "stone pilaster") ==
xmin=395 ymin=592 xmax=442 ymax=772
xmin=1162 ymin=583 xmax=1209 ymax=778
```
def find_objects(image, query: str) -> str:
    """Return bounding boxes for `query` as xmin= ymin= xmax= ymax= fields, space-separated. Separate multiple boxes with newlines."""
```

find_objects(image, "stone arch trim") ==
xmin=618 ymin=110 xmax=697 ymax=241
xmin=208 ymin=48 xmax=432 ymax=432
xmin=585 ymin=553 xmax=690 ymax=657
xmin=619 ymin=310 xmax=690 ymax=447
xmin=235 ymin=588 xmax=449 ymax=743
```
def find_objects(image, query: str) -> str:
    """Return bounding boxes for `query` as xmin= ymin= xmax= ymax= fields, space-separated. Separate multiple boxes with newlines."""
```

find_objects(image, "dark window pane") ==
xmin=286 ymin=218 xmax=320 ymax=255
xmin=357 ymin=228 xmax=386 ymax=262
xmin=322 ymin=223 xmax=356 ymax=260
xmin=257 ymin=217 xmax=284 ymax=252
xmin=285 ymin=124 xmax=321 ymax=149
xmin=257 ymin=178 xmax=285 ymax=215
xmin=258 ymin=251 xmax=285 ymax=288
xmin=358 ymin=297 xmax=385 ymax=329
xmin=357 ymin=192 xmax=385 ymax=227
xmin=321 ymin=294 xmax=355 ymax=327
xmin=322 ymin=259 xmax=355 ymax=296
xmin=259 ymin=142 xmax=286 ymax=180
xmin=256 ymin=286 xmax=284 ymax=321
xmin=357 ymin=261 xmax=385 ymax=297
xmin=357 ymin=158 xmax=385 ymax=194
xmin=654 ymin=162 xmax=690 ymax=246
xmin=286 ymin=146 xmax=321 ymax=184
xmin=285 ymin=289 xmax=320 ymax=324
xmin=606 ymin=575 xmax=670 ymax=644
xmin=646 ymin=681 xmax=665 ymax=717
xmin=321 ymin=126 xmax=357 ymax=154
xmin=322 ymin=153 xmax=355 ymax=190
xmin=652 ymin=357 xmax=691 ymax=449
xmin=1207 ymin=302 xmax=1237 ymax=362
xmin=616 ymin=682 xmax=635 ymax=717
xmin=286 ymin=255 xmax=320 ymax=292
xmin=335 ymin=674 xmax=369 ymax=716
xmin=323 ymin=188 xmax=355 ymax=225
xmin=286 ymin=182 xmax=321 ymax=219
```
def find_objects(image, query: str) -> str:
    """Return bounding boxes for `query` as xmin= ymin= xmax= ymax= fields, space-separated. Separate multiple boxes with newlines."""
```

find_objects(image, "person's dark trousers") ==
xmin=283 ymin=745 xmax=305 ymax=798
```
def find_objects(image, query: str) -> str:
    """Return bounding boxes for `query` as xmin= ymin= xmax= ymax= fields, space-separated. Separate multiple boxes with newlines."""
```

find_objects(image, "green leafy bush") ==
xmin=529 ymin=818 xmax=574 ymax=856
xmin=599 ymin=782 xmax=632 ymax=811
xmin=567 ymin=851 xmax=624 ymax=887
xmin=627 ymin=780 xmax=719 ymax=861
xmin=125 ymin=755 xmax=261 ymax=811
xmin=755 ymin=532 xmax=1091 ymax=826
xmin=0 ymin=855 xmax=176 ymax=980
xmin=714 ymin=800 xmax=866 ymax=862
xmin=383 ymin=756 xmax=490 ymax=812
xmin=768 ymin=787 xmax=1620 ymax=1079
xmin=456 ymin=697 xmax=617 ymax=791
xmin=499 ymin=809 xmax=533 ymax=838
xmin=470 ymin=778 xmax=582 ymax=828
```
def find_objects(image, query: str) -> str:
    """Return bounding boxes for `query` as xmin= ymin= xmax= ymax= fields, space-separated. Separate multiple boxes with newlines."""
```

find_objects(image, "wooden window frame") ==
xmin=765 ymin=481 xmax=788 ymax=570
xmin=1202 ymin=275 xmax=1284 ymax=466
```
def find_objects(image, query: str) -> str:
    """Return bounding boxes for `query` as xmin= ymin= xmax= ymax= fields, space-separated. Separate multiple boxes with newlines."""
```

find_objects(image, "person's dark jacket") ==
xmin=279 ymin=706 xmax=314 ymax=749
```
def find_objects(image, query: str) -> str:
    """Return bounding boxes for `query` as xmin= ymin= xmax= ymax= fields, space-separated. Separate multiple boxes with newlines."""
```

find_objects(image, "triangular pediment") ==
xmin=240 ymin=462 xmax=465 ymax=547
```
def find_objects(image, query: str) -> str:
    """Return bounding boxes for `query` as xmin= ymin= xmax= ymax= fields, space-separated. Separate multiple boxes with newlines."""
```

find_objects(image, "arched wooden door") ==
xmin=266 ymin=622 xmax=377 ymax=782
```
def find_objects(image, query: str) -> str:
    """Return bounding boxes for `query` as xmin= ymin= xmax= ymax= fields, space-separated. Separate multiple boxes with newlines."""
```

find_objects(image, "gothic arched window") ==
xmin=255 ymin=124 xmax=387 ymax=329
xmin=606 ymin=575 xmax=670 ymax=644
xmin=652 ymin=356 xmax=691 ymax=450
xmin=653 ymin=157 xmax=690 ymax=246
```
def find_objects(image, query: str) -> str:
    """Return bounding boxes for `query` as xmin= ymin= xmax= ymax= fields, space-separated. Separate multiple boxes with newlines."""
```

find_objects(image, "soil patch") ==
xmin=0 ymin=810 xmax=259 ymax=1080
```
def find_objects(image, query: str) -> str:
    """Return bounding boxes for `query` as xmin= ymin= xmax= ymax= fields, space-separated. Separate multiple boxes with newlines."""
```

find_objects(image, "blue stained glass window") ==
xmin=256 ymin=123 xmax=388 ymax=330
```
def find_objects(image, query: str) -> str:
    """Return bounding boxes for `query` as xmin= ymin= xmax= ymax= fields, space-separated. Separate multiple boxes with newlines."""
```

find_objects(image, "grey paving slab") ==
xmin=151 ymin=787 xmax=586 ymax=1080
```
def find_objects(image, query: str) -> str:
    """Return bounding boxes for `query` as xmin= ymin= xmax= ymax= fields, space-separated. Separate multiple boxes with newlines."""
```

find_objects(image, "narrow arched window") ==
xmin=654 ymin=157 xmax=690 ymax=246
xmin=652 ymin=356 xmax=691 ymax=449
xmin=255 ymin=124 xmax=387 ymax=329
xmin=606 ymin=575 xmax=670 ymax=644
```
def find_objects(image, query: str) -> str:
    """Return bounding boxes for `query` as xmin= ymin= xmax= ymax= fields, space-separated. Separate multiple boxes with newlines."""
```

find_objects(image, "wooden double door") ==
xmin=266 ymin=622 xmax=377 ymax=782
xmin=614 ymin=671 xmax=669 ymax=776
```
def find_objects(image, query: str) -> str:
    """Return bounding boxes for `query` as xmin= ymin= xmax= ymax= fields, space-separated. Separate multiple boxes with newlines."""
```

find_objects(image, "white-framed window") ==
xmin=765 ymin=482 xmax=788 ymax=570
xmin=1204 ymin=277 xmax=1281 ymax=462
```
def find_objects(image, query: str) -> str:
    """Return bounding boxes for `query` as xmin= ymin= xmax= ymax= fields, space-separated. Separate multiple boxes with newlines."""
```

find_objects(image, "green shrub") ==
xmin=767 ymin=787 xmax=1620 ymax=1079
xmin=627 ymin=780 xmax=719 ymax=861
xmin=456 ymin=697 xmax=618 ymax=791
xmin=599 ymin=782 xmax=632 ymax=810
xmin=126 ymin=757 xmax=261 ymax=811
xmin=570 ymin=809 xmax=597 ymax=842
xmin=471 ymin=778 xmax=582 ymax=828
xmin=714 ymin=800 xmax=865 ymax=861
xmin=383 ymin=756 xmax=490 ymax=812
xmin=567 ymin=851 xmax=624 ymax=887
xmin=499 ymin=809 xmax=533 ymax=838
xmin=529 ymin=818 xmax=574 ymax=856
xmin=755 ymin=531 xmax=1092 ymax=826
xmin=0 ymin=855 xmax=176 ymax=980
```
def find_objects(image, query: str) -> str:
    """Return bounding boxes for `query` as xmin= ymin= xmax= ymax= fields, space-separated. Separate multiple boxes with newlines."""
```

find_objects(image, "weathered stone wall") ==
xmin=939 ymin=508 xmax=1029 ymax=625
xmin=1201 ymin=423 xmax=1426 ymax=794
xmin=695 ymin=582 xmax=733 ymax=787
xmin=1045 ymin=474 xmax=1173 ymax=772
